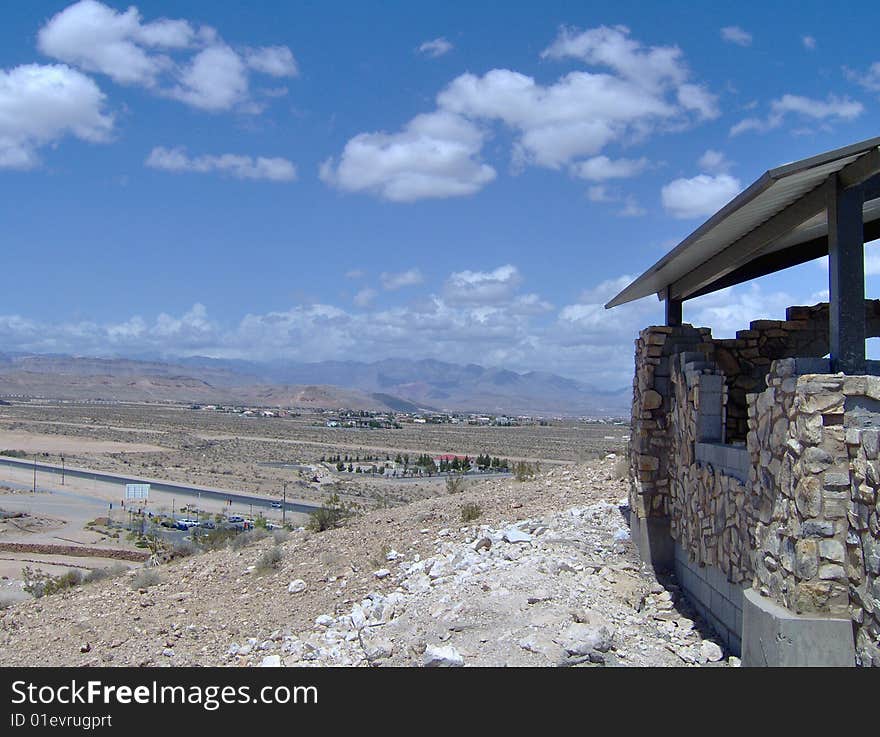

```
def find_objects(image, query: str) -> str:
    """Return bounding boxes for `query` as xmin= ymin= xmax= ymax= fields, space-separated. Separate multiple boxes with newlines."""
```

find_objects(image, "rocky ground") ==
xmin=0 ymin=457 xmax=736 ymax=667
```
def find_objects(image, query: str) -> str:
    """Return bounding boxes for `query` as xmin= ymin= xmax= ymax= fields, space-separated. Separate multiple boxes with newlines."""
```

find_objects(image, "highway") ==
xmin=0 ymin=456 xmax=321 ymax=516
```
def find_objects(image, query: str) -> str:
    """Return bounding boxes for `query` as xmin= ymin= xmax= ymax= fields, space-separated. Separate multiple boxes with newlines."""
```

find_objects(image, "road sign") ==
xmin=124 ymin=483 xmax=150 ymax=501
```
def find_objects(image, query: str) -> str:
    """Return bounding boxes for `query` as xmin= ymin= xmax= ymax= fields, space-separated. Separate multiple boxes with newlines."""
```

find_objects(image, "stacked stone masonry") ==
xmin=629 ymin=301 xmax=880 ymax=666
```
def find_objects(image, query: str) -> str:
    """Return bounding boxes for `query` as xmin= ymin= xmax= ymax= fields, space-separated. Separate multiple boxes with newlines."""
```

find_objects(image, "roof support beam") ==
xmin=668 ymin=149 xmax=880 ymax=303
xmin=665 ymin=295 xmax=682 ymax=326
xmin=828 ymin=174 xmax=866 ymax=374
xmin=684 ymin=218 xmax=880 ymax=300
xmin=668 ymin=179 xmax=831 ymax=301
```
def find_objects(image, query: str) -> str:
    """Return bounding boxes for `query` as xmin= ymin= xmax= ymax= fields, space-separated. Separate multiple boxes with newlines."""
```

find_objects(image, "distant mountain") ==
xmin=0 ymin=353 xmax=630 ymax=416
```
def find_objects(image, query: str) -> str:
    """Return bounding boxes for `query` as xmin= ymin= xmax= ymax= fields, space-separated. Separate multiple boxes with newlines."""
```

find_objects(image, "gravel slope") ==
xmin=0 ymin=457 xmax=734 ymax=667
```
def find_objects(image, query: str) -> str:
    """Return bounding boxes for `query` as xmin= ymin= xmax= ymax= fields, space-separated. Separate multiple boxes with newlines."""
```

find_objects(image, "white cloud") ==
xmin=320 ymin=111 xmax=496 ymax=202
xmin=326 ymin=25 xmax=718 ymax=200
xmin=570 ymin=155 xmax=648 ymax=181
xmin=617 ymin=196 xmax=647 ymax=217
xmin=587 ymin=185 xmax=614 ymax=202
xmin=731 ymin=93 xmax=864 ymax=135
xmin=37 ymin=1 xmax=297 ymax=113
xmin=353 ymin=288 xmax=377 ymax=307
xmin=661 ymin=173 xmax=742 ymax=219
xmin=802 ymin=35 xmax=816 ymax=50
xmin=167 ymin=44 xmax=248 ymax=111
xmin=245 ymin=46 xmax=298 ymax=77
xmin=846 ymin=62 xmax=880 ymax=93
xmin=418 ymin=37 xmax=453 ymax=58
xmin=145 ymin=146 xmax=296 ymax=181
xmin=380 ymin=269 xmax=424 ymax=291
xmin=720 ymin=26 xmax=752 ymax=47
xmin=37 ymin=0 xmax=193 ymax=86
xmin=0 ymin=63 xmax=113 ymax=169
xmin=444 ymin=265 xmax=522 ymax=305
xmin=697 ymin=148 xmax=731 ymax=174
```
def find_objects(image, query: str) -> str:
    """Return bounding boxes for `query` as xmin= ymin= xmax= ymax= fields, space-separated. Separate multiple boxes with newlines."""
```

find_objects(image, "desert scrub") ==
xmin=231 ymin=528 xmax=268 ymax=551
xmin=445 ymin=474 xmax=466 ymax=494
xmin=460 ymin=503 xmax=482 ymax=523
xmin=257 ymin=546 xmax=283 ymax=572
xmin=307 ymin=493 xmax=354 ymax=532
xmin=272 ymin=529 xmax=290 ymax=545
xmin=131 ymin=568 xmax=161 ymax=590
xmin=22 ymin=567 xmax=83 ymax=598
xmin=513 ymin=461 xmax=540 ymax=482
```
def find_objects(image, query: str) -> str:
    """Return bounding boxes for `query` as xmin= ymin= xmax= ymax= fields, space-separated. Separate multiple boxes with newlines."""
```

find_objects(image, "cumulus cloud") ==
xmin=145 ymin=146 xmax=296 ymax=181
xmin=720 ymin=26 xmax=752 ymax=46
xmin=418 ymin=37 xmax=453 ymax=58
xmin=444 ymin=265 xmax=522 ymax=305
xmin=845 ymin=62 xmax=880 ymax=93
xmin=0 ymin=265 xmax=832 ymax=387
xmin=730 ymin=93 xmax=863 ymax=136
xmin=0 ymin=63 xmax=113 ymax=169
xmin=802 ymin=35 xmax=816 ymax=50
xmin=319 ymin=111 xmax=496 ymax=202
xmin=617 ymin=196 xmax=647 ymax=217
xmin=37 ymin=1 xmax=297 ymax=113
xmin=570 ymin=155 xmax=648 ymax=181
xmin=353 ymin=288 xmax=377 ymax=307
xmin=380 ymin=269 xmax=424 ymax=290
xmin=324 ymin=25 xmax=718 ymax=201
xmin=697 ymin=148 xmax=731 ymax=174
xmin=661 ymin=173 xmax=742 ymax=219
xmin=245 ymin=46 xmax=298 ymax=77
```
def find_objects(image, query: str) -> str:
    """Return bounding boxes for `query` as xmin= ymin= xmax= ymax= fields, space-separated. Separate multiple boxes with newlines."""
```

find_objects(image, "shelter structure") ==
xmin=608 ymin=136 xmax=880 ymax=666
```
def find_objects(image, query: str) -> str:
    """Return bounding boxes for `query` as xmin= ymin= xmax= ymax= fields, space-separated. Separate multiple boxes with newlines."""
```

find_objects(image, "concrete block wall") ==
xmin=674 ymin=543 xmax=744 ymax=655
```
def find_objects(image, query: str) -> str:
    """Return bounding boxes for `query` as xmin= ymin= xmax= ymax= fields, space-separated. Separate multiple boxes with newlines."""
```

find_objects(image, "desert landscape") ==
xmin=0 ymin=398 xmax=629 ymax=613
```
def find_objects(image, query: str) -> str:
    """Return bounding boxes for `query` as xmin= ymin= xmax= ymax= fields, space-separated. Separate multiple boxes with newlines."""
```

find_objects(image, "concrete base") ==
xmin=630 ymin=513 xmax=673 ymax=574
xmin=741 ymin=588 xmax=855 ymax=667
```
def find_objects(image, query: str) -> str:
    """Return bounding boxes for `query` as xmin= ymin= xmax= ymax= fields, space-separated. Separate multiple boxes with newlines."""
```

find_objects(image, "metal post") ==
xmin=32 ymin=456 xmax=36 ymax=494
xmin=282 ymin=483 xmax=287 ymax=527
xmin=665 ymin=297 xmax=682 ymax=327
xmin=61 ymin=455 xmax=65 ymax=486
xmin=828 ymin=176 xmax=866 ymax=374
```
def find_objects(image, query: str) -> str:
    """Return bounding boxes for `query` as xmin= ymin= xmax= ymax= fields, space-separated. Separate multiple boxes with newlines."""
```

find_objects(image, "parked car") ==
xmin=175 ymin=518 xmax=199 ymax=530
xmin=270 ymin=501 xmax=282 ymax=509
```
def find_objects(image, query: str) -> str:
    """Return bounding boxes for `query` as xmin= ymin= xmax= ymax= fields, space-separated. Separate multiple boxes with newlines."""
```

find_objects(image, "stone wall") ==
xmin=748 ymin=359 xmax=880 ymax=667
xmin=629 ymin=306 xmax=880 ymax=666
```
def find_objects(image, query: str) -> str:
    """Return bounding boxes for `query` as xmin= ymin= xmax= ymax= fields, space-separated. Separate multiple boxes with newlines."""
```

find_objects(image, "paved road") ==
xmin=0 ymin=456 xmax=320 ymax=516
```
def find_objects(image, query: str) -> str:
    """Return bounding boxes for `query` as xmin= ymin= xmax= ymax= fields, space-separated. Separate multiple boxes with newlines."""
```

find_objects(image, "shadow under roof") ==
xmin=606 ymin=136 xmax=880 ymax=309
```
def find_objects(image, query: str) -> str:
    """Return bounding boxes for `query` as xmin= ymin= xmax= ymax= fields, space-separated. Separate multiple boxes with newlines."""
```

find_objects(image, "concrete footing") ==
xmin=630 ymin=513 xmax=673 ymax=574
xmin=741 ymin=588 xmax=855 ymax=667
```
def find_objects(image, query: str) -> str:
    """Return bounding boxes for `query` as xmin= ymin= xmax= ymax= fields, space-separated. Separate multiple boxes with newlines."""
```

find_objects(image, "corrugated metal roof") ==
xmin=606 ymin=136 xmax=880 ymax=309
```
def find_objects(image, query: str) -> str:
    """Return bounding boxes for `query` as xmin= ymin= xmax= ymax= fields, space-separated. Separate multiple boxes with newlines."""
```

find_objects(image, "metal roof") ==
xmin=606 ymin=135 xmax=880 ymax=309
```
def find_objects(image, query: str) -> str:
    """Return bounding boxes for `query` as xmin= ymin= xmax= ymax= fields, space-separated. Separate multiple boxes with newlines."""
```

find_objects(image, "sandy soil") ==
xmin=0 ymin=429 xmax=165 ymax=454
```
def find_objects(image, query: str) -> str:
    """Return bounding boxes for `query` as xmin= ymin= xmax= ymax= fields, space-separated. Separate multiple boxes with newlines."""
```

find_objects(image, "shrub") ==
xmin=257 ymin=546 xmax=283 ymax=572
xmin=131 ymin=568 xmax=161 ymax=590
xmin=0 ymin=449 xmax=27 ymax=458
xmin=445 ymin=474 xmax=466 ymax=494
xmin=307 ymin=493 xmax=353 ymax=533
xmin=272 ymin=529 xmax=290 ymax=545
xmin=513 ymin=461 xmax=539 ymax=482
xmin=231 ymin=528 xmax=268 ymax=551
xmin=460 ymin=503 xmax=482 ymax=523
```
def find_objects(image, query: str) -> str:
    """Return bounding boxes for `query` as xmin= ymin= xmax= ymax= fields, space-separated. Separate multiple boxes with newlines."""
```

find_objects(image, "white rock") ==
xmin=503 ymin=528 xmax=532 ymax=544
xmin=315 ymin=614 xmax=335 ymax=627
xmin=374 ymin=568 xmax=391 ymax=579
xmin=287 ymin=579 xmax=307 ymax=594
xmin=260 ymin=655 xmax=282 ymax=667
xmin=423 ymin=645 xmax=464 ymax=667
xmin=386 ymin=549 xmax=400 ymax=561
xmin=700 ymin=640 xmax=723 ymax=662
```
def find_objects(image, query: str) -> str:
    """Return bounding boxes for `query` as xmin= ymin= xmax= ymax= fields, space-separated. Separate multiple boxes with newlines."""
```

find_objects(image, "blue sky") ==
xmin=1 ymin=1 xmax=879 ymax=387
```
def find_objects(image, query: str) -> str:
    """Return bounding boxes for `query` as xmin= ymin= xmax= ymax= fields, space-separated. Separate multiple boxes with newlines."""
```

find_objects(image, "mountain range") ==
xmin=0 ymin=353 xmax=630 ymax=416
